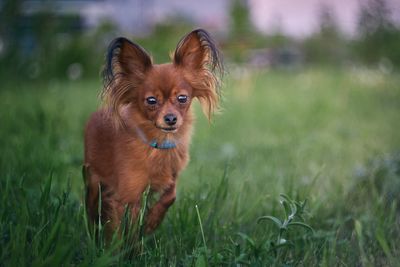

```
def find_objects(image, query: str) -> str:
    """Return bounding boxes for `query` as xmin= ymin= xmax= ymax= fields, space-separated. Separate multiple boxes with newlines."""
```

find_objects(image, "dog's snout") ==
xmin=164 ymin=114 xmax=177 ymax=126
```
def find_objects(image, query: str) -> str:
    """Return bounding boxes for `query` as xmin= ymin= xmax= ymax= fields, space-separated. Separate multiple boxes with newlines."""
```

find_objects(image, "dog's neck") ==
xmin=133 ymin=124 xmax=177 ymax=149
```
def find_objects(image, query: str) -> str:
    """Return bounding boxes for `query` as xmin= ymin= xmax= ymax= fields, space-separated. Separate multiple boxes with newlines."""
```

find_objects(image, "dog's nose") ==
xmin=164 ymin=114 xmax=177 ymax=126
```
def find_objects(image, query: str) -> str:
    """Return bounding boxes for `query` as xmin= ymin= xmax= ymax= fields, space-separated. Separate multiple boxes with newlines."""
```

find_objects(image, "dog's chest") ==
xmin=146 ymin=148 xmax=187 ymax=191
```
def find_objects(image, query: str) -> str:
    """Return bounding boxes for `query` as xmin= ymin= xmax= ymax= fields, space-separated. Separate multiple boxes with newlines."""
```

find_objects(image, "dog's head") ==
xmin=101 ymin=29 xmax=223 ymax=133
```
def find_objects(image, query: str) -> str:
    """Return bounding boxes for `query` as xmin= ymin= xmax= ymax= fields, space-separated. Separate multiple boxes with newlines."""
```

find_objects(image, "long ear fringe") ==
xmin=175 ymin=29 xmax=224 ymax=120
xmin=100 ymin=37 xmax=151 ymax=128
xmin=195 ymin=29 xmax=224 ymax=95
xmin=189 ymin=71 xmax=220 ymax=121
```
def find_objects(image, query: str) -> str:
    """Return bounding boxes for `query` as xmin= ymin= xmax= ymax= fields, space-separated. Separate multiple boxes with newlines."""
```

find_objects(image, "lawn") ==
xmin=1 ymin=67 xmax=399 ymax=266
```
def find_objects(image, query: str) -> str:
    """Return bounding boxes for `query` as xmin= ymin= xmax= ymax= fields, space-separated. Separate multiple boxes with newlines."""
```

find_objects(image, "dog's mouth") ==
xmin=158 ymin=126 xmax=177 ymax=133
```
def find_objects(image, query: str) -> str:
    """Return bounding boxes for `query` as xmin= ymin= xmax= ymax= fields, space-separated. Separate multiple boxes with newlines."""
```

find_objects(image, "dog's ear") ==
xmin=174 ymin=29 xmax=222 ymax=73
xmin=102 ymin=37 xmax=152 ymax=127
xmin=174 ymin=29 xmax=223 ymax=120
xmin=103 ymin=37 xmax=152 ymax=85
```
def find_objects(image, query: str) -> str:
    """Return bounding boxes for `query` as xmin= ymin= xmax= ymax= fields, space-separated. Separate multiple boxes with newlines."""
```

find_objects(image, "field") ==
xmin=1 ymin=67 xmax=400 ymax=266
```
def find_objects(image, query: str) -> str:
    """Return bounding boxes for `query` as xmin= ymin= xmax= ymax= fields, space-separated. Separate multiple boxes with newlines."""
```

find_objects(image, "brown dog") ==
xmin=83 ymin=29 xmax=223 ymax=235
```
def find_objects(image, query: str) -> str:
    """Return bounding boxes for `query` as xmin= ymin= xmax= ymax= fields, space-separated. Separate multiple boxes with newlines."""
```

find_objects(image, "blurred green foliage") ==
xmin=1 ymin=0 xmax=400 ymax=81
xmin=135 ymin=22 xmax=194 ymax=64
xmin=354 ymin=0 xmax=400 ymax=67
xmin=302 ymin=4 xmax=347 ymax=66
xmin=0 ymin=0 xmax=109 ymax=81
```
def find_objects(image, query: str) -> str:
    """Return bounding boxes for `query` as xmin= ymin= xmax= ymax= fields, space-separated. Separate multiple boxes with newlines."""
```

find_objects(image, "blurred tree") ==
xmin=355 ymin=0 xmax=400 ymax=68
xmin=228 ymin=0 xmax=275 ymax=63
xmin=302 ymin=3 xmax=347 ymax=65
xmin=358 ymin=0 xmax=393 ymax=35
xmin=0 ymin=0 xmax=23 ymax=73
xmin=0 ymin=0 xmax=108 ymax=81
xmin=230 ymin=0 xmax=253 ymax=37
xmin=319 ymin=4 xmax=339 ymax=37
xmin=227 ymin=0 xmax=254 ymax=62
xmin=265 ymin=15 xmax=293 ymax=50
xmin=136 ymin=20 xmax=193 ymax=64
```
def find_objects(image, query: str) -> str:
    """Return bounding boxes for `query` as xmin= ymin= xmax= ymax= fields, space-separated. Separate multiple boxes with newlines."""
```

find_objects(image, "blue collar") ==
xmin=149 ymin=139 xmax=177 ymax=149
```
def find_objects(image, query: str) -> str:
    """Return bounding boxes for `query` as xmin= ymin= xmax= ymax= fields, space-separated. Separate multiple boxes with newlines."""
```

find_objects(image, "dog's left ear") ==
xmin=102 ymin=37 xmax=152 ymax=127
xmin=174 ymin=29 xmax=223 ymax=120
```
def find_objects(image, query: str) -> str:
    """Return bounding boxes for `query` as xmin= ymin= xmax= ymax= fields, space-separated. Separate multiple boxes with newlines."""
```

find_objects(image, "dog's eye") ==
xmin=146 ymin=96 xmax=157 ymax=105
xmin=177 ymin=95 xmax=188 ymax=104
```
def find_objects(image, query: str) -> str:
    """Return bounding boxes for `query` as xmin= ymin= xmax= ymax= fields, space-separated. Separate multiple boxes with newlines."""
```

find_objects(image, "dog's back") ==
xmin=83 ymin=110 xmax=116 ymax=224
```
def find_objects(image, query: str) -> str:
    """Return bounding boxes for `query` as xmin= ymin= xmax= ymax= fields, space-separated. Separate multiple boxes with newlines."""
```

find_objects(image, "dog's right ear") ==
xmin=101 ymin=37 xmax=152 ymax=127
xmin=173 ymin=29 xmax=223 ymax=121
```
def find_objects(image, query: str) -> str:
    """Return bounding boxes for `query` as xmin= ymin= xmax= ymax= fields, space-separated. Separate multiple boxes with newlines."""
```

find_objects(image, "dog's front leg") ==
xmin=145 ymin=182 xmax=176 ymax=233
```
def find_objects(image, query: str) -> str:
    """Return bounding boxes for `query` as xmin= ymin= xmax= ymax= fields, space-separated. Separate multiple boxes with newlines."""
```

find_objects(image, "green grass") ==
xmin=1 ymin=67 xmax=400 ymax=266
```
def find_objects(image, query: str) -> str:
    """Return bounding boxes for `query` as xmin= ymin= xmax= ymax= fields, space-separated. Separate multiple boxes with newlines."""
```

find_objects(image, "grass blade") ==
xmin=257 ymin=216 xmax=283 ymax=228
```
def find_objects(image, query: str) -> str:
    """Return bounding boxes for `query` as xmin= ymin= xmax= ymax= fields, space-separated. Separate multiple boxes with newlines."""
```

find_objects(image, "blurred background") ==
xmin=1 ymin=0 xmax=400 ymax=265
xmin=1 ymin=0 xmax=400 ymax=80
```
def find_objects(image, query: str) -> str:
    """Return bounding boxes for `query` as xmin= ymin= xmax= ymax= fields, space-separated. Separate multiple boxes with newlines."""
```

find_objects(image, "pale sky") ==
xmin=248 ymin=0 xmax=400 ymax=37
xmin=83 ymin=0 xmax=400 ymax=37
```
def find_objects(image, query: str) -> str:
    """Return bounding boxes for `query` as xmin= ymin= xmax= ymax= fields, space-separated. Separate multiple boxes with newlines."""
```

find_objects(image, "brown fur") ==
xmin=84 ymin=29 xmax=223 ymax=235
